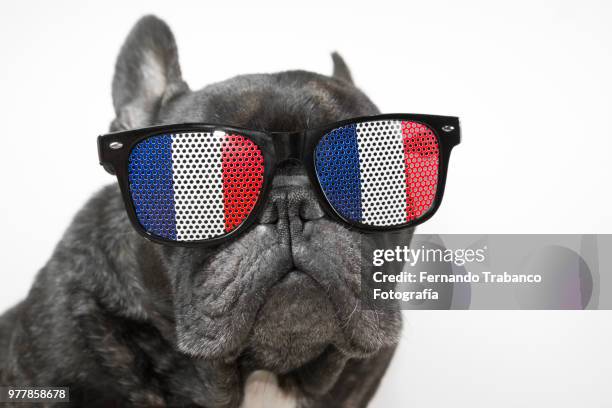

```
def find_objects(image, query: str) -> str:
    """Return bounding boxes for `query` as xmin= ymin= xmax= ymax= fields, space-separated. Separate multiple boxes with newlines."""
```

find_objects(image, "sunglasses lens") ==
xmin=315 ymin=120 xmax=439 ymax=227
xmin=127 ymin=132 xmax=264 ymax=241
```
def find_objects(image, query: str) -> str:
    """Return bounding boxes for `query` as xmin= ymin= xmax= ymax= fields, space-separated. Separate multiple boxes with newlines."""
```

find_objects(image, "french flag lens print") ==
xmin=315 ymin=120 xmax=439 ymax=226
xmin=128 ymin=132 xmax=264 ymax=241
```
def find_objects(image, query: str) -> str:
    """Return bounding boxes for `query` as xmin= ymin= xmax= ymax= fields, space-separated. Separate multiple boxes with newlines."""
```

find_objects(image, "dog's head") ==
xmin=110 ymin=16 xmax=406 ymax=374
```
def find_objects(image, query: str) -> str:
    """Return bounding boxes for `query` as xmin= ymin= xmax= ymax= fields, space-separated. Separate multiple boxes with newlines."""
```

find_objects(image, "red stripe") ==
xmin=221 ymin=134 xmax=265 ymax=232
xmin=401 ymin=121 xmax=440 ymax=222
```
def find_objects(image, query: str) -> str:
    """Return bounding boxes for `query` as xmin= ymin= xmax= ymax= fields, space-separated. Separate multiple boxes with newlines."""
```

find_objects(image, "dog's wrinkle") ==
xmin=201 ymin=244 xmax=282 ymax=317
xmin=292 ymin=221 xmax=361 ymax=296
xmin=199 ymin=254 xmax=248 ymax=316
xmin=271 ymin=175 xmax=309 ymax=188
xmin=175 ymin=226 xmax=294 ymax=359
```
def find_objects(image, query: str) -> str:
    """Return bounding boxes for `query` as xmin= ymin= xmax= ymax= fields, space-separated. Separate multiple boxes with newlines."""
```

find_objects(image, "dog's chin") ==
xmin=242 ymin=270 xmax=339 ymax=373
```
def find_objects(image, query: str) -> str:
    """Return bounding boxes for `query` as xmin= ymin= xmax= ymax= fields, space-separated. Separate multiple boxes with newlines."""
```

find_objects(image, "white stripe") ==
xmin=356 ymin=120 xmax=407 ymax=226
xmin=171 ymin=132 xmax=225 ymax=241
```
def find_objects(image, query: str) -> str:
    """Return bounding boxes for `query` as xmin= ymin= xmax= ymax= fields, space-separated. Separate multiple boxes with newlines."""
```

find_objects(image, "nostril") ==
xmin=285 ymin=189 xmax=323 ymax=223
xmin=258 ymin=187 xmax=324 ymax=226
xmin=258 ymin=190 xmax=288 ymax=224
xmin=299 ymin=199 xmax=325 ymax=221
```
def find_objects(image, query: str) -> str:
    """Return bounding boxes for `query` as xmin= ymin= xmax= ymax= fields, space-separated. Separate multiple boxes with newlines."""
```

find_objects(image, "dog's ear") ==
xmin=331 ymin=52 xmax=354 ymax=84
xmin=111 ymin=15 xmax=189 ymax=130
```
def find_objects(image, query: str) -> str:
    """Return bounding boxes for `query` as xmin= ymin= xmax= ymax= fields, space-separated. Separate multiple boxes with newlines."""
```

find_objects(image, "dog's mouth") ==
xmin=242 ymin=270 xmax=339 ymax=372
xmin=173 ymin=220 xmax=401 ymax=372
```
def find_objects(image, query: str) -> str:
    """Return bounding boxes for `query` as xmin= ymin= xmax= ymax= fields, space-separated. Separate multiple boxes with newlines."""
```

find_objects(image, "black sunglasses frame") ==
xmin=98 ymin=113 xmax=461 ymax=247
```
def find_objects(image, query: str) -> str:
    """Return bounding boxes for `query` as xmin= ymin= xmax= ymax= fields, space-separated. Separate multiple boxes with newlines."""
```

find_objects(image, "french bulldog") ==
xmin=0 ymin=15 xmax=410 ymax=407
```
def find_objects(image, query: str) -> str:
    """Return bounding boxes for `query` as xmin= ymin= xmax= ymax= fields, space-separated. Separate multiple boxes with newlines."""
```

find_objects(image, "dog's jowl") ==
xmin=0 ymin=15 xmax=407 ymax=407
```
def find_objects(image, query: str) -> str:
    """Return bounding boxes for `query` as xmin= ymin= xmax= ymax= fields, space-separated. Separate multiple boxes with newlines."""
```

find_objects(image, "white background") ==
xmin=1 ymin=1 xmax=611 ymax=406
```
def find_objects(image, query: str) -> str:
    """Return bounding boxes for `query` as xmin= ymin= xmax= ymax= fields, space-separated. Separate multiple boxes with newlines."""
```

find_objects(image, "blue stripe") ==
xmin=128 ymin=135 xmax=177 ymax=240
xmin=315 ymin=124 xmax=362 ymax=221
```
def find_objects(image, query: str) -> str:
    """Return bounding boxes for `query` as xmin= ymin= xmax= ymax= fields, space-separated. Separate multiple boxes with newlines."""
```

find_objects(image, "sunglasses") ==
xmin=98 ymin=114 xmax=461 ymax=246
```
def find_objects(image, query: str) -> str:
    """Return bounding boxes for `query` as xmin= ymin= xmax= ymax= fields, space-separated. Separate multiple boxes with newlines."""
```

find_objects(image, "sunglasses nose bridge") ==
xmin=273 ymin=131 xmax=305 ymax=162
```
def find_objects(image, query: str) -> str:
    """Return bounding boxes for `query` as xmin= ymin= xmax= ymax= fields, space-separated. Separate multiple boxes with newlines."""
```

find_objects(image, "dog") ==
xmin=0 ymin=15 xmax=410 ymax=407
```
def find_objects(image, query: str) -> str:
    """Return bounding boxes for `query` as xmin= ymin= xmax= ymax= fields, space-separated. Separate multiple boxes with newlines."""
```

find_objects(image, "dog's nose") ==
xmin=258 ymin=164 xmax=324 ymax=226
xmin=258 ymin=184 xmax=324 ymax=225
